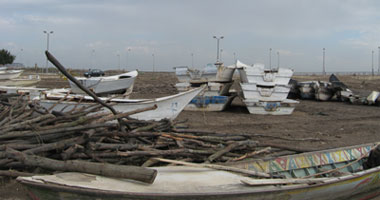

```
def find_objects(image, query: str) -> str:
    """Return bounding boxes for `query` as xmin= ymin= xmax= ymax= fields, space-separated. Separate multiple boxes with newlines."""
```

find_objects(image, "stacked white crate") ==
xmin=237 ymin=61 xmax=298 ymax=115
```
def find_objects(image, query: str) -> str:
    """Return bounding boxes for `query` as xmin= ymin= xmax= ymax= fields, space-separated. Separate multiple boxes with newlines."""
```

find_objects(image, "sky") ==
xmin=1 ymin=0 xmax=380 ymax=72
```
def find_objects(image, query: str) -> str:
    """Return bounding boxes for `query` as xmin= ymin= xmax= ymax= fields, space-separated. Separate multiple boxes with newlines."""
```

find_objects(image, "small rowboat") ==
xmin=69 ymin=70 xmax=138 ymax=95
xmin=35 ymin=85 xmax=205 ymax=121
xmin=17 ymin=142 xmax=380 ymax=200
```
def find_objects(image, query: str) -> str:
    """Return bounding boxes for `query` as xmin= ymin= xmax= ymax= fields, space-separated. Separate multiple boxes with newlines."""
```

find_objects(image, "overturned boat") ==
xmin=69 ymin=70 xmax=138 ymax=95
xmin=17 ymin=142 xmax=380 ymax=200
xmin=236 ymin=60 xmax=293 ymax=85
xmin=35 ymin=85 xmax=205 ymax=121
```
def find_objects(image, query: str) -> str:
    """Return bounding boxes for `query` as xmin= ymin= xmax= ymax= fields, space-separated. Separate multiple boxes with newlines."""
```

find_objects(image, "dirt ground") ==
xmin=2 ymin=71 xmax=380 ymax=199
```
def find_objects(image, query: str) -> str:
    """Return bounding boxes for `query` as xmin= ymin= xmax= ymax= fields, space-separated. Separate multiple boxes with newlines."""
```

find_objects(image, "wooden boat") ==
xmin=240 ymin=83 xmax=291 ymax=101
xmin=17 ymin=142 xmax=380 ymax=200
xmin=0 ymin=69 xmax=23 ymax=80
xmin=69 ymin=70 xmax=138 ymax=95
xmin=35 ymin=85 xmax=205 ymax=121
xmin=0 ymin=75 xmax=40 ymax=87
xmin=243 ymin=99 xmax=299 ymax=115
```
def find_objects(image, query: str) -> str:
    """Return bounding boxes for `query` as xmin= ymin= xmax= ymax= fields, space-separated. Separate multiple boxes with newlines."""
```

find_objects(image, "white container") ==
xmin=243 ymin=99 xmax=299 ymax=115
xmin=240 ymin=83 xmax=290 ymax=101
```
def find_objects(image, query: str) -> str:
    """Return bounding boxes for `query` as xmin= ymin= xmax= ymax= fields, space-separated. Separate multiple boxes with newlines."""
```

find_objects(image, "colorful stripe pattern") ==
xmin=235 ymin=145 xmax=372 ymax=173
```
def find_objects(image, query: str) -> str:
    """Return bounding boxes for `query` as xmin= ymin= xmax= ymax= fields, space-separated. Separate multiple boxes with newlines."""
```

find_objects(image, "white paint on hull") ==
xmin=38 ymin=86 xmax=205 ymax=121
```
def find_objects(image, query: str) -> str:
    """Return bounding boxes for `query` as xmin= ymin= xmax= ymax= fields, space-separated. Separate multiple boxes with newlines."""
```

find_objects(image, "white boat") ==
xmin=243 ymin=99 xmax=299 ymax=115
xmin=236 ymin=60 xmax=293 ymax=85
xmin=173 ymin=66 xmax=191 ymax=83
xmin=174 ymin=64 xmax=235 ymax=83
xmin=0 ymin=75 xmax=40 ymax=87
xmin=184 ymin=95 xmax=236 ymax=112
xmin=69 ymin=70 xmax=138 ymax=95
xmin=0 ymin=69 xmax=23 ymax=80
xmin=35 ymin=86 xmax=205 ymax=121
xmin=0 ymin=86 xmax=47 ymax=100
xmin=240 ymin=83 xmax=290 ymax=101
xmin=175 ymin=82 xmax=233 ymax=96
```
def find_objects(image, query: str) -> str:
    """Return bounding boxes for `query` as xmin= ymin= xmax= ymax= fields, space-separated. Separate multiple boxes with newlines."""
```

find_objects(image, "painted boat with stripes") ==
xmin=16 ymin=142 xmax=380 ymax=200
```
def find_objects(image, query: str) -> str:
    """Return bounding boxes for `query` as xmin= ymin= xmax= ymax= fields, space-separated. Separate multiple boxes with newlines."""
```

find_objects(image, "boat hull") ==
xmin=38 ymin=86 xmax=204 ymax=121
xmin=17 ymin=143 xmax=380 ymax=200
xmin=184 ymin=95 xmax=235 ymax=111
xmin=17 ymin=165 xmax=380 ymax=200
xmin=0 ymin=70 xmax=23 ymax=80
xmin=240 ymin=83 xmax=290 ymax=101
xmin=243 ymin=99 xmax=299 ymax=115
xmin=69 ymin=71 xmax=137 ymax=95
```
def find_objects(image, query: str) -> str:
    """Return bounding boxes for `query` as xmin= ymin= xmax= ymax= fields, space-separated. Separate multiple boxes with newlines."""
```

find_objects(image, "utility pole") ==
xmin=323 ymin=48 xmax=326 ymax=75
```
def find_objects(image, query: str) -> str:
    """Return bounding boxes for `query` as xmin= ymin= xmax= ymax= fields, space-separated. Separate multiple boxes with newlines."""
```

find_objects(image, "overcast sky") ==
xmin=1 ymin=0 xmax=380 ymax=72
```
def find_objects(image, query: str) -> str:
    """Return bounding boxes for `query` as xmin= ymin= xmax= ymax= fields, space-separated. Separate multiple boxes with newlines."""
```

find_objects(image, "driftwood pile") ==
xmin=0 ymin=94 xmax=321 ymax=183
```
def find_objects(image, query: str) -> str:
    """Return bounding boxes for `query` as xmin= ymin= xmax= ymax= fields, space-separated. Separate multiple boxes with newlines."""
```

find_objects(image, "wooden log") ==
xmin=7 ymin=148 xmax=157 ymax=184
xmin=206 ymin=140 xmax=257 ymax=163
xmin=23 ymin=135 xmax=87 ymax=155
xmin=153 ymin=158 xmax=271 ymax=178
xmin=0 ymin=113 xmax=55 ymax=134
xmin=258 ymin=142 xmax=318 ymax=153
xmin=0 ymin=170 xmax=35 ymax=177
xmin=0 ymin=123 xmax=117 ymax=140
xmin=232 ymin=147 xmax=272 ymax=161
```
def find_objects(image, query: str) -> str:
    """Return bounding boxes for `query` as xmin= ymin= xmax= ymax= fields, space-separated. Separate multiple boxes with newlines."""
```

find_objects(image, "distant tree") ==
xmin=0 ymin=49 xmax=16 ymax=65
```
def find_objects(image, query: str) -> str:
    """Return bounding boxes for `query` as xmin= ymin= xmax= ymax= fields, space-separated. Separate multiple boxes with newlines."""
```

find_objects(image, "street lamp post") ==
xmin=91 ymin=49 xmax=95 ymax=68
xmin=220 ymin=49 xmax=223 ymax=62
xmin=126 ymin=48 xmax=131 ymax=69
xmin=277 ymin=51 xmax=280 ymax=69
xmin=269 ymin=48 xmax=272 ymax=69
xmin=152 ymin=54 xmax=155 ymax=72
xmin=372 ymin=50 xmax=374 ymax=76
xmin=323 ymin=48 xmax=326 ymax=75
xmin=233 ymin=52 xmax=236 ymax=63
xmin=19 ymin=48 xmax=23 ymax=64
xmin=117 ymin=53 xmax=120 ymax=71
xmin=191 ymin=53 xmax=194 ymax=68
xmin=378 ymin=47 xmax=380 ymax=75
xmin=43 ymin=30 xmax=53 ymax=73
xmin=213 ymin=36 xmax=224 ymax=63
